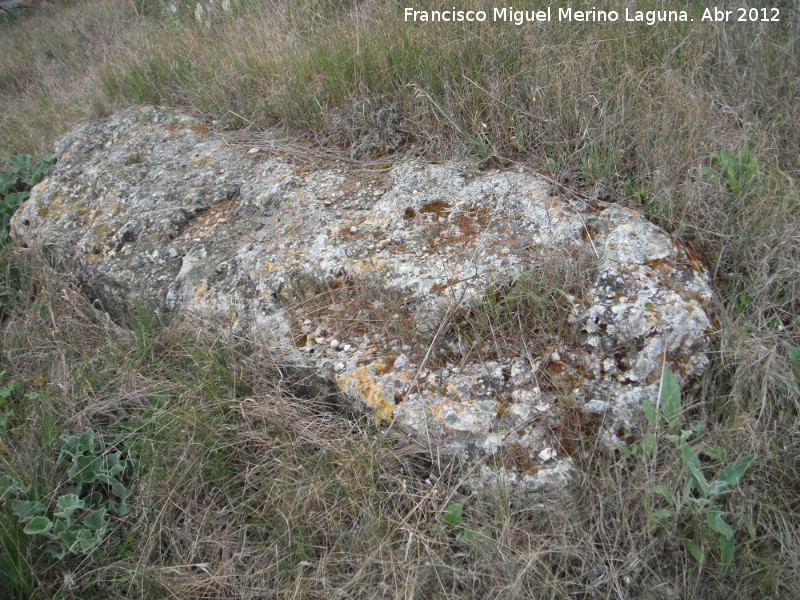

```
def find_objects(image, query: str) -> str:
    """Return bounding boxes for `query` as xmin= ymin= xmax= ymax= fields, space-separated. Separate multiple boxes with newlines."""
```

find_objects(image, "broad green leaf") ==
xmin=117 ymin=418 xmax=140 ymax=433
xmin=68 ymin=455 xmax=100 ymax=483
xmin=0 ymin=172 xmax=16 ymax=194
xmin=109 ymin=477 xmax=131 ymax=500
xmin=0 ymin=378 xmax=20 ymax=399
xmin=653 ymin=484 xmax=674 ymax=503
xmin=442 ymin=503 xmax=463 ymax=527
xmin=719 ymin=535 xmax=734 ymax=575
xmin=706 ymin=508 xmax=733 ymax=539
xmin=746 ymin=517 xmax=757 ymax=541
xmin=6 ymin=154 xmax=31 ymax=174
xmin=702 ymin=447 xmax=725 ymax=461
xmin=56 ymin=493 xmax=84 ymax=509
xmin=25 ymin=156 xmax=56 ymax=186
xmin=57 ymin=526 xmax=79 ymax=547
xmin=660 ymin=369 xmax=681 ymax=429
xmin=59 ymin=434 xmax=78 ymax=452
xmin=74 ymin=527 xmax=105 ymax=553
xmin=23 ymin=516 xmax=52 ymax=535
xmin=110 ymin=501 xmax=132 ymax=517
xmin=83 ymin=508 xmax=108 ymax=530
xmin=457 ymin=528 xmax=476 ymax=544
xmin=708 ymin=454 xmax=755 ymax=496
xmin=683 ymin=538 xmax=704 ymax=563
xmin=3 ymin=191 xmax=29 ymax=210
xmin=12 ymin=500 xmax=45 ymax=521
xmin=788 ymin=347 xmax=800 ymax=380
xmin=54 ymin=493 xmax=85 ymax=520
xmin=104 ymin=452 xmax=125 ymax=477
xmin=87 ymin=491 xmax=104 ymax=506
xmin=647 ymin=508 xmax=674 ymax=530
xmin=680 ymin=439 xmax=708 ymax=496
xmin=76 ymin=528 xmax=94 ymax=543
xmin=642 ymin=433 xmax=656 ymax=458
xmin=76 ymin=430 xmax=95 ymax=454
xmin=0 ymin=475 xmax=20 ymax=498
xmin=147 ymin=394 xmax=168 ymax=409
xmin=642 ymin=402 xmax=657 ymax=425
xmin=689 ymin=422 xmax=706 ymax=434
xmin=681 ymin=480 xmax=692 ymax=505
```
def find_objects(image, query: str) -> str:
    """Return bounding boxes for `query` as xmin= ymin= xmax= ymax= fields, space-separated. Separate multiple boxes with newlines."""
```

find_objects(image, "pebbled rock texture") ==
xmin=12 ymin=107 xmax=714 ymax=491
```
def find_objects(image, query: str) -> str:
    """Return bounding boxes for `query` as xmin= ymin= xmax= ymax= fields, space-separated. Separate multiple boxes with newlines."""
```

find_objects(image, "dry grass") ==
xmin=0 ymin=238 xmax=796 ymax=600
xmin=1 ymin=0 xmax=799 ymax=598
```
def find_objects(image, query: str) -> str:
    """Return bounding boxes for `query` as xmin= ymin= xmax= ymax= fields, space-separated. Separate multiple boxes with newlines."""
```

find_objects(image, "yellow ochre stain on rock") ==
xmin=351 ymin=260 xmax=369 ymax=275
xmin=188 ymin=156 xmax=212 ymax=167
xmin=193 ymin=282 xmax=210 ymax=301
xmin=338 ymin=366 xmax=394 ymax=423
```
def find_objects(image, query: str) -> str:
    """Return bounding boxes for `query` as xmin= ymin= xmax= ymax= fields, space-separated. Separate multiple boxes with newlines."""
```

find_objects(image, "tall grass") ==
xmin=0 ymin=0 xmax=798 ymax=597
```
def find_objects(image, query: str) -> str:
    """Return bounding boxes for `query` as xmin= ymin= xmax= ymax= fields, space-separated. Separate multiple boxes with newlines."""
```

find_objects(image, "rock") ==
xmin=0 ymin=0 xmax=47 ymax=10
xmin=12 ymin=107 xmax=714 ymax=492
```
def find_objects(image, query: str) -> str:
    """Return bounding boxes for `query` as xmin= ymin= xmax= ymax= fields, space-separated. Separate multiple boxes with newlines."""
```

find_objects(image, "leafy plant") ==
xmin=7 ymin=430 xmax=133 ymax=559
xmin=701 ymin=145 xmax=759 ymax=197
xmin=789 ymin=346 xmax=800 ymax=394
xmin=0 ymin=153 xmax=57 ymax=245
xmin=578 ymin=142 xmax=613 ymax=183
xmin=0 ymin=371 xmax=22 ymax=431
xmin=642 ymin=369 xmax=755 ymax=575
xmin=623 ymin=178 xmax=656 ymax=218
xmin=440 ymin=502 xmax=491 ymax=545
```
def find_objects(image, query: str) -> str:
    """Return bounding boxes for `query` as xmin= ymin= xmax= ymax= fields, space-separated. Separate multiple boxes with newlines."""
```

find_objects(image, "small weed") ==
xmin=629 ymin=369 xmax=756 ymax=575
xmin=702 ymin=145 xmax=760 ymax=198
xmin=623 ymin=178 xmax=655 ymax=217
xmin=579 ymin=142 xmax=614 ymax=183
xmin=0 ymin=153 xmax=57 ymax=245
xmin=0 ymin=372 xmax=22 ymax=431
xmin=789 ymin=346 xmax=800 ymax=394
xmin=439 ymin=502 xmax=491 ymax=546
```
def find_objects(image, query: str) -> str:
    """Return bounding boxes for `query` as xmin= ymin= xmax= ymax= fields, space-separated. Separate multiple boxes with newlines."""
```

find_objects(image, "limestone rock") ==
xmin=12 ymin=107 xmax=714 ymax=491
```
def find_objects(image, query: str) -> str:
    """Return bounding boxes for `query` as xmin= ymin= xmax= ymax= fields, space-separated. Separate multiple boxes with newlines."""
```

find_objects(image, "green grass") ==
xmin=0 ymin=0 xmax=798 ymax=597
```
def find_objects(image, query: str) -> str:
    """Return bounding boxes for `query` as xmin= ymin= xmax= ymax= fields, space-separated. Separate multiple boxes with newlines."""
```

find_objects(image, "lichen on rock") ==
xmin=12 ymin=106 xmax=714 ymax=492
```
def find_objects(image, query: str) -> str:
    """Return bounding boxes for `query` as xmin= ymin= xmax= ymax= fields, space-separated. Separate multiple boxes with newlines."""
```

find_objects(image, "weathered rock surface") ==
xmin=12 ymin=106 xmax=714 ymax=491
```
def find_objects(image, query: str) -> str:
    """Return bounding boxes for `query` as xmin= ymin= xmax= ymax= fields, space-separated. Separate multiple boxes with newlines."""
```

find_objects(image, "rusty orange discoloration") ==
xmin=339 ymin=366 xmax=395 ymax=422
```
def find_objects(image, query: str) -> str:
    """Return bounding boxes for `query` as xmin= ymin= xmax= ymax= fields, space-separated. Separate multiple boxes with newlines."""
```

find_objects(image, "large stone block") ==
xmin=12 ymin=106 xmax=713 ymax=491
